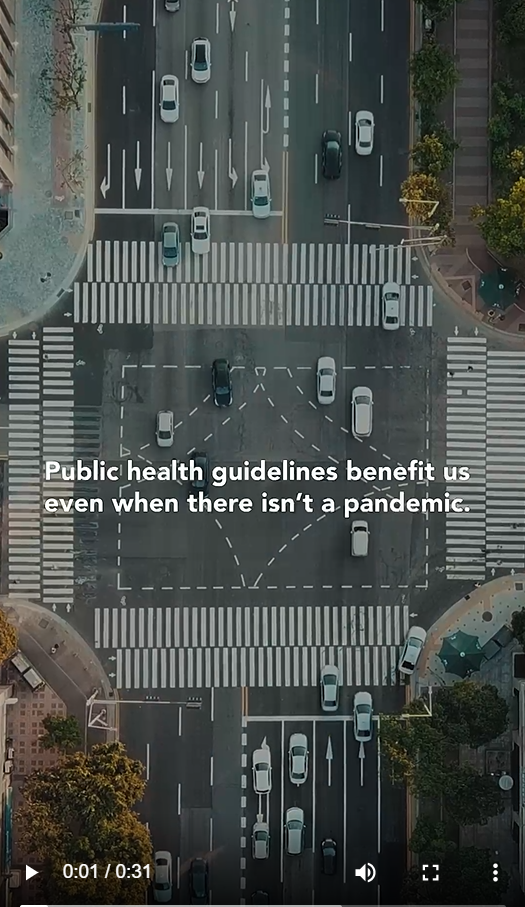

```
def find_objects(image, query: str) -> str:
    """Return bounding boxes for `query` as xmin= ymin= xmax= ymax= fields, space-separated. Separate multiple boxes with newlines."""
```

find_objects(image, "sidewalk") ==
xmin=0 ymin=0 xmax=96 ymax=335
xmin=417 ymin=1 xmax=525 ymax=335
xmin=415 ymin=574 xmax=524 ymax=899
xmin=0 ymin=597 xmax=115 ymax=895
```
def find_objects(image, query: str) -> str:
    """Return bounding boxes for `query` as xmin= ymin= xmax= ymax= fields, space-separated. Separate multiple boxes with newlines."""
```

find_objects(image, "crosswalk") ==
xmin=95 ymin=604 xmax=411 ymax=689
xmin=73 ymin=281 xmax=433 ymax=327
xmin=86 ymin=240 xmax=417 ymax=286
xmin=446 ymin=337 xmax=525 ymax=579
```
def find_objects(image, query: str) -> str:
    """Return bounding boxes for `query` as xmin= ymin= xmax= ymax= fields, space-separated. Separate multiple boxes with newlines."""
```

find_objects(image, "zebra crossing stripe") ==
xmin=73 ymin=281 xmax=433 ymax=328
xmin=85 ymin=241 xmax=416 ymax=286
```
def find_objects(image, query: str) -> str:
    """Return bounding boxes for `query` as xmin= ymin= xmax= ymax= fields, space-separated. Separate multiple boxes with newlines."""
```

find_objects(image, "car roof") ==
xmin=354 ymin=690 xmax=372 ymax=706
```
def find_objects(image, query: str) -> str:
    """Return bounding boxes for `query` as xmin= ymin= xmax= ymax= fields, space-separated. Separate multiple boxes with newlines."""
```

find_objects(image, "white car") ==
xmin=285 ymin=807 xmax=305 ymax=855
xmin=398 ymin=626 xmax=427 ymax=676
xmin=252 ymin=747 xmax=272 ymax=794
xmin=252 ymin=821 xmax=270 ymax=859
xmin=191 ymin=207 xmax=210 ymax=254
xmin=316 ymin=356 xmax=336 ymax=405
xmin=156 ymin=410 xmax=174 ymax=448
xmin=353 ymin=691 xmax=373 ymax=742
xmin=288 ymin=733 xmax=308 ymax=785
xmin=160 ymin=75 xmax=179 ymax=123
xmin=251 ymin=169 xmax=271 ymax=219
xmin=153 ymin=851 xmax=172 ymax=903
xmin=355 ymin=110 xmax=374 ymax=155
xmin=351 ymin=386 xmax=373 ymax=439
xmin=191 ymin=38 xmax=211 ymax=83
xmin=382 ymin=282 xmax=401 ymax=330
xmin=320 ymin=664 xmax=340 ymax=712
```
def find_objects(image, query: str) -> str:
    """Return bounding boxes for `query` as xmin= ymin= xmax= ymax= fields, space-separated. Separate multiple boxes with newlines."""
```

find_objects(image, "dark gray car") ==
xmin=162 ymin=222 xmax=180 ymax=267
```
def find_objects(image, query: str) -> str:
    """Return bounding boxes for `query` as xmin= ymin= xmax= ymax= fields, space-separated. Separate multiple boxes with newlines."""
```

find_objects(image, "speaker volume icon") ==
xmin=355 ymin=863 xmax=377 ymax=882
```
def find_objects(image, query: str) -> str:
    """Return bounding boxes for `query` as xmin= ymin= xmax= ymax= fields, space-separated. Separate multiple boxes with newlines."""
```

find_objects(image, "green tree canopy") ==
xmin=511 ymin=607 xmax=525 ymax=648
xmin=432 ymin=680 xmax=509 ymax=747
xmin=0 ymin=609 xmax=18 ymax=664
xmin=472 ymin=176 xmax=525 ymax=257
xmin=39 ymin=714 xmax=82 ymax=753
xmin=409 ymin=816 xmax=455 ymax=857
xmin=401 ymin=846 xmax=508 ymax=904
xmin=446 ymin=765 xmax=505 ymax=825
xmin=16 ymin=742 xmax=152 ymax=904
xmin=411 ymin=40 xmax=459 ymax=109
xmin=416 ymin=0 xmax=465 ymax=22
xmin=412 ymin=127 xmax=458 ymax=176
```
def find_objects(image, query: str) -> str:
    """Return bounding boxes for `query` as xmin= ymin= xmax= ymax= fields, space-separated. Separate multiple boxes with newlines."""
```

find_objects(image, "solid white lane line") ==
xmin=121 ymin=149 xmax=126 ymax=209
xmin=211 ymin=687 xmax=215 ymax=721
xmin=381 ymin=0 xmax=385 ymax=31
xmin=379 ymin=154 xmax=384 ymax=187
xmin=316 ymin=0 xmax=319 ymax=25
xmin=178 ymin=782 xmax=182 ymax=815
xmin=210 ymin=755 xmax=214 ymax=786
xmin=216 ymin=1 xmax=220 ymax=33
xmin=146 ymin=743 xmax=150 ymax=780
xmin=348 ymin=110 xmax=352 ymax=145
xmin=380 ymin=74 xmax=384 ymax=104
xmin=315 ymin=72 xmax=319 ymax=104
xmin=150 ymin=70 xmax=155 ymax=208
xmin=178 ymin=706 xmax=182 ymax=736
xmin=215 ymin=89 xmax=219 ymax=119
xmin=245 ymin=51 xmax=249 ymax=82
xmin=184 ymin=124 xmax=188 ymax=210
xmin=349 ymin=33 xmax=352 ymax=62
xmin=314 ymin=153 xmax=318 ymax=184
xmin=122 ymin=85 xmax=126 ymax=114
xmin=244 ymin=120 xmax=249 ymax=210
xmin=280 ymin=720 xmax=285 ymax=883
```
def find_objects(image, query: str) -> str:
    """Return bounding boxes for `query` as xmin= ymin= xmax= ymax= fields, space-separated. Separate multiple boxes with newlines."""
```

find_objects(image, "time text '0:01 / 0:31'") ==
xmin=62 ymin=863 xmax=151 ymax=879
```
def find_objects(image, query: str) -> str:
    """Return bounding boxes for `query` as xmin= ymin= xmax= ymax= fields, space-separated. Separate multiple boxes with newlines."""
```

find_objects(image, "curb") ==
xmin=0 ymin=1 xmax=101 ymax=339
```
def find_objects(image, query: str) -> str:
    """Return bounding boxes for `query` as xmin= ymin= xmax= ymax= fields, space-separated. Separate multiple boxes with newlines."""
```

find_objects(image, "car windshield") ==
xmin=155 ymin=882 xmax=170 ymax=891
xmin=163 ymin=99 xmax=176 ymax=110
xmin=385 ymin=315 xmax=397 ymax=323
xmin=404 ymin=659 xmax=415 ymax=669
xmin=255 ymin=762 xmax=267 ymax=772
xmin=196 ymin=225 xmax=208 ymax=236
xmin=288 ymin=820 xmax=302 ymax=829
xmin=254 ymin=194 xmax=268 ymax=205
xmin=327 ymin=141 xmax=338 ymax=152
xmin=408 ymin=637 xmax=421 ymax=648
xmin=355 ymin=395 xmax=369 ymax=405
xmin=356 ymin=704 xmax=370 ymax=714
xmin=323 ymin=674 xmax=337 ymax=686
xmin=385 ymin=292 xmax=398 ymax=301
xmin=194 ymin=48 xmax=207 ymax=68
xmin=164 ymin=245 xmax=177 ymax=256
xmin=158 ymin=430 xmax=171 ymax=439
xmin=255 ymin=830 xmax=267 ymax=840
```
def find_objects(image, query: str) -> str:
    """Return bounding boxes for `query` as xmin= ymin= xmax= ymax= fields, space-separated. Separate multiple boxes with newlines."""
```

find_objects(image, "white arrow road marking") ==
xmin=134 ymin=141 xmax=142 ymax=189
xmin=100 ymin=143 xmax=111 ymax=197
xmin=198 ymin=142 xmax=205 ymax=188
xmin=166 ymin=141 xmax=173 ymax=190
xmin=228 ymin=137 xmax=238 ymax=188
xmin=255 ymin=366 xmax=266 ymax=377
xmin=229 ymin=0 xmax=237 ymax=30
xmin=326 ymin=736 xmax=333 ymax=787
xmin=359 ymin=741 xmax=365 ymax=787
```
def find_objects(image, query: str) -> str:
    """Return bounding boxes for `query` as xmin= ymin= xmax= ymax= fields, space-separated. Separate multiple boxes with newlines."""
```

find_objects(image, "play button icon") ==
xmin=25 ymin=865 xmax=39 ymax=880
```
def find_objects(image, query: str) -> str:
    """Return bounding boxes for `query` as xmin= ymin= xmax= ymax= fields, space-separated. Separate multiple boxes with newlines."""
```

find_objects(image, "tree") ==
xmin=511 ymin=607 xmax=525 ymax=648
xmin=16 ymin=742 xmax=152 ymax=903
xmin=57 ymin=148 xmax=87 ymax=195
xmin=39 ymin=714 xmax=82 ymax=753
xmin=409 ymin=816 xmax=455 ymax=857
xmin=400 ymin=172 xmax=453 ymax=241
xmin=472 ymin=176 xmax=525 ymax=257
xmin=411 ymin=41 xmax=459 ymax=109
xmin=498 ymin=0 xmax=525 ymax=44
xmin=37 ymin=0 xmax=91 ymax=45
xmin=446 ymin=765 xmax=504 ymax=825
xmin=432 ymin=680 xmax=508 ymax=747
xmin=0 ymin=609 xmax=18 ymax=664
xmin=401 ymin=847 xmax=508 ymax=904
xmin=412 ymin=127 xmax=459 ymax=176
xmin=39 ymin=46 xmax=86 ymax=114
xmin=415 ymin=0 xmax=465 ymax=22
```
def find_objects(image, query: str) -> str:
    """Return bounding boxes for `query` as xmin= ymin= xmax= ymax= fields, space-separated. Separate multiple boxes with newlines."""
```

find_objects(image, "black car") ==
xmin=212 ymin=358 xmax=232 ymax=407
xmin=321 ymin=837 xmax=337 ymax=875
xmin=322 ymin=130 xmax=342 ymax=179
xmin=189 ymin=858 xmax=208 ymax=904
xmin=252 ymin=893 xmax=269 ymax=904
xmin=190 ymin=452 xmax=210 ymax=494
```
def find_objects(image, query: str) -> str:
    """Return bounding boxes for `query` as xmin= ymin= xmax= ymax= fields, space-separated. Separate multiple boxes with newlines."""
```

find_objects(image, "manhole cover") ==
xmin=39 ymin=618 xmax=49 ymax=629
xmin=515 ymin=582 xmax=523 ymax=590
xmin=462 ymin=280 xmax=471 ymax=291
xmin=482 ymin=610 xmax=493 ymax=621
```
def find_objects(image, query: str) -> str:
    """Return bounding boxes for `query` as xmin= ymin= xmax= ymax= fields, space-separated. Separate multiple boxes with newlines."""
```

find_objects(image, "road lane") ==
xmin=313 ymin=719 xmax=345 ymax=902
xmin=346 ymin=721 xmax=380 ymax=906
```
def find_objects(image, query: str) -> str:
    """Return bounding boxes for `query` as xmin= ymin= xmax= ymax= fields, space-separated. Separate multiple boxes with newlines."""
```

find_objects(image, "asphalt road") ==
xmin=56 ymin=0 xmax=446 ymax=904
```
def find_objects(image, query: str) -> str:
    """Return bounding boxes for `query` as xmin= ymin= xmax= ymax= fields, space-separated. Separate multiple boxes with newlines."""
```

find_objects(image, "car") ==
xmin=251 ymin=893 xmax=269 ymax=905
xmin=351 ymin=520 xmax=369 ymax=557
xmin=382 ymin=282 xmax=401 ymax=330
xmin=191 ymin=38 xmax=211 ymax=83
xmin=251 ymin=169 xmax=271 ymax=219
xmin=252 ymin=746 xmax=272 ymax=794
xmin=165 ymin=0 xmax=180 ymax=10
xmin=398 ymin=626 xmax=427 ymax=676
xmin=351 ymin=386 xmax=373 ymax=439
xmin=320 ymin=664 xmax=340 ymax=712
xmin=355 ymin=110 xmax=374 ymax=155
xmin=252 ymin=821 xmax=270 ymax=859
xmin=321 ymin=838 xmax=337 ymax=875
xmin=162 ymin=222 xmax=180 ymax=268
xmin=189 ymin=858 xmax=208 ymax=904
xmin=156 ymin=410 xmax=174 ymax=448
xmin=285 ymin=806 xmax=305 ymax=855
xmin=190 ymin=452 xmax=209 ymax=494
xmin=321 ymin=129 xmax=342 ymax=179
xmin=211 ymin=358 xmax=232 ymax=407
xmin=153 ymin=851 xmax=172 ymax=903
xmin=353 ymin=691 xmax=374 ymax=742
xmin=191 ymin=206 xmax=210 ymax=254
xmin=288 ymin=733 xmax=308 ymax=785
xmin=316 ymin=356 xmax=336 ymax=405
xmin=160 ymin=75 xmax=179 ymax=123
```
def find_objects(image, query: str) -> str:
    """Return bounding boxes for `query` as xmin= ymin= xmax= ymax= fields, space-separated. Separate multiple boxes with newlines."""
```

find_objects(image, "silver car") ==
xmin=316 ymin=356 xmax=336 ymax=405
xmin=191 ymin=207 xmax=211 ymax=254
xmin=252 ymin=747 xmax=272 ymax=794
xmin=162 ymin=222 xmax=180 ymax=267
xmin=353 ymin=691 xmax=373 ymax=742
xmin=251 ymin=170 xmax=271 ymax=219
xmin=351 ymin=386 xmax=373 ymax=439
xmin=285 ymin=807 xmax=305 ymax=855
xmin=153 ymin=851 xmax=172 ymax=903
xmin=320 ymin=664 xmax=340 ymax=712
xmin=252 ymin=821 xmax=270 ymax=859
xmin=382 ymin=282 xmax=400 ymax=330
xmin=191 ymin=38 xmax=211 ymax=83
xmin=156 ymin=410 xmax=174 ymax=448
xmin=160 ymin=75 xmax=179 ymax=123
xmin=398 ymin=626 xmax=427 ymax=675
xmin=288 ymin=733 xmax=308 ymax=785
xmin=355 ymin=110 xmax=374 ymax=155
